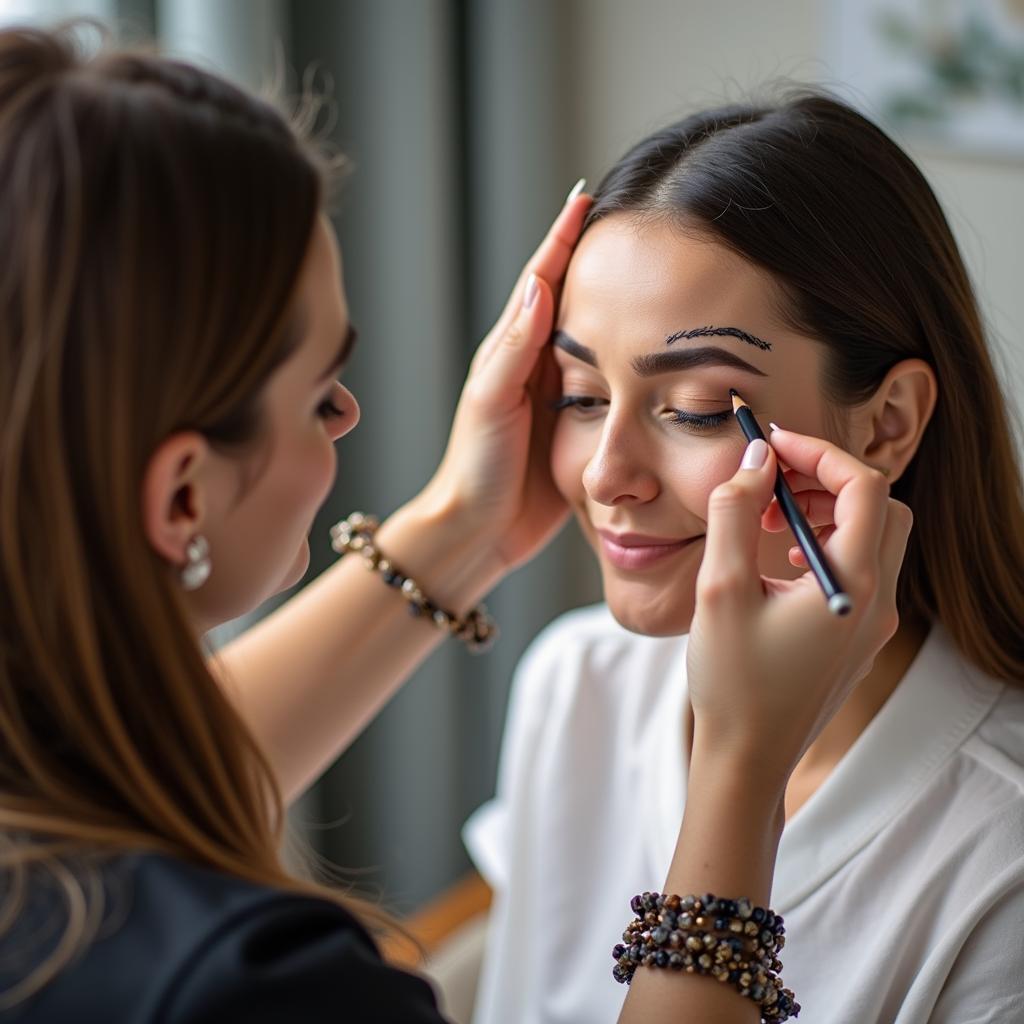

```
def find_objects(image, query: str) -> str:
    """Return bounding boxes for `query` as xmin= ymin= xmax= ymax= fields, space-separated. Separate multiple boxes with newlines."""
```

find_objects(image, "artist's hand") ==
xmin=685 ymin=430 xmax=913 ymax=787
xmin=416 ymin=185 xmax=591 ymax=580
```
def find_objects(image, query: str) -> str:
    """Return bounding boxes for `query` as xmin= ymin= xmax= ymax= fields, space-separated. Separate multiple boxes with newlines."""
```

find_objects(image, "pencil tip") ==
xmin=730 ymin=390 xmax=745 ymax=412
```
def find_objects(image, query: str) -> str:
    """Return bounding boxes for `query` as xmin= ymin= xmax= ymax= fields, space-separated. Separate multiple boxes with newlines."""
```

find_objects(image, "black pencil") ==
xmin=729 ymin=390 xmax=852 ymax=617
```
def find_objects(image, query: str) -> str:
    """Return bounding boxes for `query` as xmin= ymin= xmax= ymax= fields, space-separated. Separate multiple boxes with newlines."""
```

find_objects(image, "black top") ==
xmin=1 ymin=853 xmax=447 ymax=1022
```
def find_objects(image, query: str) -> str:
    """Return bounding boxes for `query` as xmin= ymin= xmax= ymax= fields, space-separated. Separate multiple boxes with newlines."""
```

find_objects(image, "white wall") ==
xmin=566 ymin=0 xmax=1024 ymax=398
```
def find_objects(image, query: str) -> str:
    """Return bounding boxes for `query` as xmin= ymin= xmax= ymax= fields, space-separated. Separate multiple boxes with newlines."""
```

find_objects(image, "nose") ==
xmin=330 ymin=382 xmax=360 ymax=442
xmin=581 ymin=415 xmax=659 ymax=507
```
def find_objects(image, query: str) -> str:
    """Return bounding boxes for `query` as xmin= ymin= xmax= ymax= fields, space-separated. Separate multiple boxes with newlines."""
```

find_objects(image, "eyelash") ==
xmin=552 ymin=395 xmax=732 ymax=433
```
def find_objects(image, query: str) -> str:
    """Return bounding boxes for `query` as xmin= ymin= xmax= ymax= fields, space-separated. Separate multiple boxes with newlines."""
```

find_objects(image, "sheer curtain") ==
xmin=1 ymin=0 xmax=600 ymax=911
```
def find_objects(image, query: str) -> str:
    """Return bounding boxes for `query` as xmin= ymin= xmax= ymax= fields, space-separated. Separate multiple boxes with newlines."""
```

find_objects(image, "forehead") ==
xmin=558 ymin=214 xmax=785 ymax=349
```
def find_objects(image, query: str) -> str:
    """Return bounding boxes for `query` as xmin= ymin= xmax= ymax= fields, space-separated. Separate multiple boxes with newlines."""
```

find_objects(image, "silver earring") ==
xmin=180 ymin=535 xmax=212 ymax=591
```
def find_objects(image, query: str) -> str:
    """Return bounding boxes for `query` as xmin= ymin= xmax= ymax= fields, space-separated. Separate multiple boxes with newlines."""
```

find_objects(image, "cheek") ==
xmin=550 ymin=417 xmax=592 ymax=501
xmin=663 ymin=436 xmax=747 ymax=517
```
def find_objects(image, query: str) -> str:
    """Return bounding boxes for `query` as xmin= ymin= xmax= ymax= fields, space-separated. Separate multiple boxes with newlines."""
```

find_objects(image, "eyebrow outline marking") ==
xmin=665 ymin=324 xmax=772 ymax=352
xmin=552 ymin=329 xmax=767 ymax=378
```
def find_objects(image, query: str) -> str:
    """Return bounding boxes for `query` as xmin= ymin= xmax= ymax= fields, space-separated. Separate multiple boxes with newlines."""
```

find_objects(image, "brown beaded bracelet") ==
xmin=329 ymin=512 xmax=499 ymax=653
xmin=612 ymin=892 xmax=799 ymax=1022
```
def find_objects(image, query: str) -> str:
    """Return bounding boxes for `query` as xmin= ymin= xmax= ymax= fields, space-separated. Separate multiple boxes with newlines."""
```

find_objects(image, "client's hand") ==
xmin=417 ymin=187 xmax=591 ymax=577
xmin=685 ymin=430 xmax=913 ymax=787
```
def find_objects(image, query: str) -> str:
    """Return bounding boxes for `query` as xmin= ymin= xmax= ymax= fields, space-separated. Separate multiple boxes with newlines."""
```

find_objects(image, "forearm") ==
xmin=210 ymin=496 xmax=503 ymax=802
xmin=619 ymin=738 xmax=786 ymax=1024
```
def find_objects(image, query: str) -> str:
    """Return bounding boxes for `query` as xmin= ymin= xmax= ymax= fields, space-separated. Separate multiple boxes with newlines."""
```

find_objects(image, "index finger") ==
xmin=494 ymin=191 xmax=592 ymax=329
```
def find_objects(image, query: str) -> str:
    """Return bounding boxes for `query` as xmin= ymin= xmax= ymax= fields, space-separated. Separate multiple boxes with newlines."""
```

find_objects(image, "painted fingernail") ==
xmin=565 ymin=177 xmax=586 ymax=204
xmin=768 ymin=421 xmax=781 ymax=433
xmin=523 ymin=273 xmax=539 ymax=309
xmin=741 ymin=438 xmax=769 ymax=470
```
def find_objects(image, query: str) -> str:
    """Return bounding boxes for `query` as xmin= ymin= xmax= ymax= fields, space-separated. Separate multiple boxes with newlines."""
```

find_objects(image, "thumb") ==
xmin=698 ymin=439 xmax=777 ymax=606
xmin=470 ymin=273 xmax=554 ymax=411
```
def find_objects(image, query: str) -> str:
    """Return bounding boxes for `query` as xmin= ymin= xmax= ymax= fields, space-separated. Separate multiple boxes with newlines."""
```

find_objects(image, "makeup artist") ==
xmin=0 ymin=26 xmax=909 ymax=1023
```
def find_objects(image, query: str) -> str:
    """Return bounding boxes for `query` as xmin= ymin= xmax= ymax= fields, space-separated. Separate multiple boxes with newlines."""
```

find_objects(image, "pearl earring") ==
xmin=180 ymin=535 xmax=212 ymax=591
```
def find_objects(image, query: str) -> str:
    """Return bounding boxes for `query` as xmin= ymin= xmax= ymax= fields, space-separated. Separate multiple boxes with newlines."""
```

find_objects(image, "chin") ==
xmin=276 ymin=538 xmax=312 ymax=593
xmin=602 ymin=576 xmax=695 ymax=637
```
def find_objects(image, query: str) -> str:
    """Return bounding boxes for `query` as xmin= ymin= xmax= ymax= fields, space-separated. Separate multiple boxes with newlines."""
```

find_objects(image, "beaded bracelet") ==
xmin=329 ymin=512 xmax=498 ymax=653
xmin=612 ymin=892 xmax=800 ymax=1022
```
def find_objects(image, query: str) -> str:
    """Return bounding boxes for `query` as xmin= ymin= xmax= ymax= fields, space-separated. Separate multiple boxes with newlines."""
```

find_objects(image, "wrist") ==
xmin=375 ymin=494 xmax=506 ymax=616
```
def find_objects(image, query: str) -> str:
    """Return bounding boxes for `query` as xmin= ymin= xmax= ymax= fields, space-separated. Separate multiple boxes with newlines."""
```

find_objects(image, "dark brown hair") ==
xmin=0 ymin=23 xmax=368 ymax=1006
xmin=585 ymin=91 xmax=1024 ymax=682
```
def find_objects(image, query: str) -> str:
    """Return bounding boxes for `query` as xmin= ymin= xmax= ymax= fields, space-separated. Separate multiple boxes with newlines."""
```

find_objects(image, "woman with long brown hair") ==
xmin=0 ymin=23 xmax=908 ymax=1024
xmin=467 ymin=92 xmax=1024 ymax=1024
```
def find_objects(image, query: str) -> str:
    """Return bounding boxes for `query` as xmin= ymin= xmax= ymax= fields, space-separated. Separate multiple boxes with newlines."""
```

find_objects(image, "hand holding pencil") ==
xmin=685 ymin=426 xmax=913 ymax=780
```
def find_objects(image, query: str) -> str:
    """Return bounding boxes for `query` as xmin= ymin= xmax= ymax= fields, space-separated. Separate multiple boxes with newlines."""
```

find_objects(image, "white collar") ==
xmin=772 ymin=625 xmax=1003 ymax=910
xmin=648 ymin=626 xmax=1004 ymax=909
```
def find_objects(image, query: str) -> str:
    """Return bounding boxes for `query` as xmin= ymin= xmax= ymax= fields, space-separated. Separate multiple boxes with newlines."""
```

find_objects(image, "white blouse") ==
xmin=464 ymin=604 xmax=1024 ymax=1024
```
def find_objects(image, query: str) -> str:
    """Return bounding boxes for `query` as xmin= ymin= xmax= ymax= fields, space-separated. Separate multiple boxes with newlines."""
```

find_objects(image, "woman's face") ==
xmin=194 ymin=217 xmax=359 ymax=628
xmin=551 ymin=215 xmax=831 ymax=636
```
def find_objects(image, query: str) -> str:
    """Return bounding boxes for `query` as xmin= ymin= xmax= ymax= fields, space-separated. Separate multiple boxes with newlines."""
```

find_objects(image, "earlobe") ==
xmin=861 ymin=358 xmax=938 ymax=483
xmin=141 ymin=432 xmax=209 ymax=566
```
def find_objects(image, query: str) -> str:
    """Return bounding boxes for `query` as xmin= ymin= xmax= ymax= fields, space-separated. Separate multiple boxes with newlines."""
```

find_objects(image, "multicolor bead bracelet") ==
xmin=329 ymin=512 xmax=498 ymax=653
xmin=613 ymin=892 xmax=800 ymax=1022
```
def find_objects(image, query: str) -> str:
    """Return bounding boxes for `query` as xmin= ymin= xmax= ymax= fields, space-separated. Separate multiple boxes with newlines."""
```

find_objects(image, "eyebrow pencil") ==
xmin=729 ymin=390 xmax=852 ymax=617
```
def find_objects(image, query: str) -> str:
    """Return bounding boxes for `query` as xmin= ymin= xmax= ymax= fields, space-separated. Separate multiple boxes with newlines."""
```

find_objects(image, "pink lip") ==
xmin=596 ymin=529 xmax=704 ymax=571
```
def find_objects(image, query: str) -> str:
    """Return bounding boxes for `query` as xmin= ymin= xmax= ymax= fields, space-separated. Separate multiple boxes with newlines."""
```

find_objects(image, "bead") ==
xmin=752 ymin=907 xmax=766 ymax=924
xmin=729 ymin=918 xmax=743 ymax=933
xmin=698 ymin=953 xmax=712 ymax=970
xmin=630 ymin=894 xmax=643 ymax=915
xmin=652 ymin=926 xmax=669 ymax=945
xmin=654 ymin=950 xmax=669 ymax=968
xmin=678 ymin=913 xmax=694 ymax=929
xmin=686 ymin=935 xmax=703 ymax=952
xmin=744 ymin=920 xmax=759 ymax=936
xmin=665 ymin=894 xmax=682 ymax=912
xmin=668 ymin=930 xmax=683 ymax=949
xmin=612 ymin=943 xmax=625 ymax=960
xmin=714 ymin=917 xmax=729 ymax=931
xmin=668 ymin=952 xmax=684 ymax=970
xmin=736 ymin=898 xmax=753 ymax=920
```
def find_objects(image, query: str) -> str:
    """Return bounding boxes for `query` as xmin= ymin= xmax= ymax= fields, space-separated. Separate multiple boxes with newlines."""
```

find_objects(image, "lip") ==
xmin=596 ymin=529 xmax=704 ymax=571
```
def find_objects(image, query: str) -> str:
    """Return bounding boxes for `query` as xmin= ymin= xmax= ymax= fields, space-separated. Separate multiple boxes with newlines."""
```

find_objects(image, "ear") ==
xmin=854 ymin=358 xmax=937 ymax=483
xmin=141 ymin=431 xmax=211 ymax=566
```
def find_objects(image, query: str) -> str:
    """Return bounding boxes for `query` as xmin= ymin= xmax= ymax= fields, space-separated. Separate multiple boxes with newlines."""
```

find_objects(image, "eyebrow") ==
xmin=551 ymin=328 xmax=768 ymax=378
xmin=318 ymin=324 xmax=359 ymax=381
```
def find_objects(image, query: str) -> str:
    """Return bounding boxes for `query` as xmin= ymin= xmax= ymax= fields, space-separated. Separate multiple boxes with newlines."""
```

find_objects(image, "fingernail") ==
xmin=565 ymin=177 xmax=586 ymax=204
xmin=523 ymin=273 xmax=538 ymax=309
xmin=741 ymin=438 xmax=769 ymax=470
xmin=768 ymin=421 xmax=781 ymax=433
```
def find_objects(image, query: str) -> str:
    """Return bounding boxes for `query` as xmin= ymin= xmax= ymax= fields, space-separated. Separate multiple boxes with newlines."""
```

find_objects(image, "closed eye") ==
xmin=551 ymin=395 xmax=608 ymax=413
xmin=668 ymin=408 xmax=731 ymax=432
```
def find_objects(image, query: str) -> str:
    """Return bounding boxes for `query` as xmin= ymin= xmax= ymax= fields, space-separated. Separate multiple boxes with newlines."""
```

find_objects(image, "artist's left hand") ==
xmin=416 ymin=186 xmax=591 ymax=580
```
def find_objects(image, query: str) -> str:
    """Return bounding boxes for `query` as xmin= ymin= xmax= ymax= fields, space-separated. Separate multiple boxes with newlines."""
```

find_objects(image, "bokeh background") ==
xmin=4 ymin=0 xmax=1021 ymax=915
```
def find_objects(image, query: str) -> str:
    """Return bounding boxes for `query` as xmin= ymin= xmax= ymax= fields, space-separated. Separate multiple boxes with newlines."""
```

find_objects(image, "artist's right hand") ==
xmin=685 ymin=429 xmax=913 ymax=788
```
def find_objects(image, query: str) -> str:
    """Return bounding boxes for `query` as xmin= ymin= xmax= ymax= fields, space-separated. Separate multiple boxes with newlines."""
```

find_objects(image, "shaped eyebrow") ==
xmin=552 ymin=329 xmax=768 ymax=378
xmin=631 ymin=346 xmax=767 ymax=377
